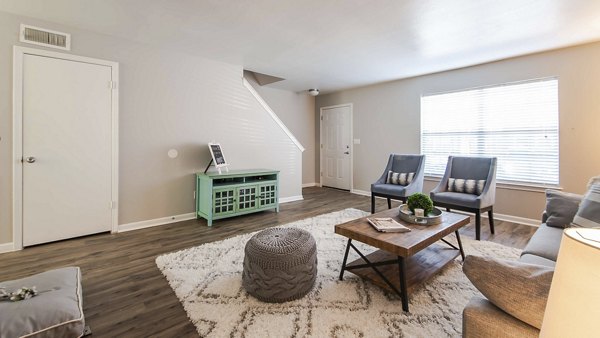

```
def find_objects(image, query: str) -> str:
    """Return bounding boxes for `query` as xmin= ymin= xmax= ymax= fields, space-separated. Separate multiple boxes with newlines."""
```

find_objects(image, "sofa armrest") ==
xmin=463 ymin=297 xmax=539 ymax=338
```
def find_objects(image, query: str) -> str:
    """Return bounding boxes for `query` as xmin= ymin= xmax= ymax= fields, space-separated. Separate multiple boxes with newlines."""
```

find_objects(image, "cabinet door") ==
xmin=213 ymin=188 xmax=236 ymax=216
xmin=236 ymin=185 xmax=258 ymax=212
xmin=258 ymin=182 xmax=278 ymax=209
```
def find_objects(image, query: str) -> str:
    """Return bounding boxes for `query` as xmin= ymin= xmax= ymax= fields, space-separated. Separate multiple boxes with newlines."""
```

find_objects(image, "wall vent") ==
xmin=20 ymin=24 xmax=71 ymax=50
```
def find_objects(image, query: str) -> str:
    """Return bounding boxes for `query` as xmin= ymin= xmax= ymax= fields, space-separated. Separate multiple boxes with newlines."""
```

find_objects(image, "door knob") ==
xmin=25 ymin=156 xmax=36 ymax=163
xmin=344 ymin=151 xmax=350 ymax=155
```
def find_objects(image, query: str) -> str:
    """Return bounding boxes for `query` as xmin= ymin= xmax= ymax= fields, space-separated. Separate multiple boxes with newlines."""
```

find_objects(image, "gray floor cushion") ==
xmin=0 ymin=267 xmax=85 ymax=338
xmin=242 ymin=227 xmax=317 ymax=303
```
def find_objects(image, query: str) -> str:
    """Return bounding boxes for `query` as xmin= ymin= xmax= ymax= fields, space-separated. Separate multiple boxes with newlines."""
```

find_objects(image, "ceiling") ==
xmin=2 ymin=0 xmax=600 ymax=93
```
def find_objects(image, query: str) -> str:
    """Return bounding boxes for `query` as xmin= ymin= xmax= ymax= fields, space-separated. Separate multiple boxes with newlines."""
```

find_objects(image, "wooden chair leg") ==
xmin=475 ymin=211 xmax=481 ymax=241
xmin=488 ymin=208 xmax=495 ymax=234
xmin=371 ymin=194 xmax=375 ymax=214
xmin=387 ymin=198 xmax=392 ymax=209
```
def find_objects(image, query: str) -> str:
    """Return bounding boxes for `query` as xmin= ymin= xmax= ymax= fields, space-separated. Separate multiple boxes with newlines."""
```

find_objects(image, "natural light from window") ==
xmin=420 ymin=78 xmax=559 ymax=186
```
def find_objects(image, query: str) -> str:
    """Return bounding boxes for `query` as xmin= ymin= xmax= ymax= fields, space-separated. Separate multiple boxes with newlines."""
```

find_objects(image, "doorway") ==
xmin=320 ymin=104 xmax=352 ymax=190
xmin=13 ymin=47 xmax=119 ymax=248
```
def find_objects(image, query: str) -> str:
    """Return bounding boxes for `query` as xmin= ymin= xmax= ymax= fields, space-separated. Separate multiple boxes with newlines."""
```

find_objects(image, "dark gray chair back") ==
xmin=448 ymin=156 xmax=495 ymax=181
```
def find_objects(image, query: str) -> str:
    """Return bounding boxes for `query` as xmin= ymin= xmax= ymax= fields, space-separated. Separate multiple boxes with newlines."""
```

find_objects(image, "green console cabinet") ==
xmin=196 ymin=169 xmax=279 ymax=226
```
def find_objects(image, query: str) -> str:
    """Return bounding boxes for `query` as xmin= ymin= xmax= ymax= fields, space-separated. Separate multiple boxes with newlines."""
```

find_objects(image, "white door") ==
xmin=321 ymin=105 xmax=352 ymax=190
xmin=22 ymin=54 xmax=113 ymax=246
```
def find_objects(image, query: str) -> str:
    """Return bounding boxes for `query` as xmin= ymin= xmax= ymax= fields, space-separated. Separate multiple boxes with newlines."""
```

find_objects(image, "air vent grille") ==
xmin=20 ymin=24 xmax=71 ymax=50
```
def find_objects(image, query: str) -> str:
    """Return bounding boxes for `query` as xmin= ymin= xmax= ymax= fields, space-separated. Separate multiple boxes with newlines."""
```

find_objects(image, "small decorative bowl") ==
xmin=398 ymin=204 xmax=443 ymax=225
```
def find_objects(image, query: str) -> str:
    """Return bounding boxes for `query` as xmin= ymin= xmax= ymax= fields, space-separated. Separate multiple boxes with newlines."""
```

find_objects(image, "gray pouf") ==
xmin=242 ymin=227 xmax=317 ymax=303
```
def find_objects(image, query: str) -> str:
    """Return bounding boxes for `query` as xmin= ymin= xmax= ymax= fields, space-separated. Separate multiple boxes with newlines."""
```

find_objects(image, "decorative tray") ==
xmin=398 ymin=204 xmax=443 ymax=225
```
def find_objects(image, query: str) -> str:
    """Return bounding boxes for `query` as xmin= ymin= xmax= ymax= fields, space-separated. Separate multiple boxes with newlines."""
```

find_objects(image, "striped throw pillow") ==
xmin=572 ymin=183 xmax=600 ymax=228
xmin=448 ymin=178 xmax=486 ymax=195
xmin=386 ymin=171 xmax=415 ymax=186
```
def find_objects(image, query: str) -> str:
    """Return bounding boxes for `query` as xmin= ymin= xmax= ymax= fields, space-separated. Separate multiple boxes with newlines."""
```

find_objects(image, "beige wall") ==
xmin=0 ymin=11 xmax=304 ymax=245
xmin=316 ymin=42 xmax=600 ymax=221
xmin=245 ymin=73 xmax=316 ymax=185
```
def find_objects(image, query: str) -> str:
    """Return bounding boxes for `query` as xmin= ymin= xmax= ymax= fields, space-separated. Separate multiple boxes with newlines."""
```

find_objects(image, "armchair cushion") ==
xmin=463 ymin=255 xmax=553 ymax=330
xmin=448 ymin=178 xmax=486 ymax=195
xmin=572 ymin=183 xmax=600 ymax=228
xmin=386 ymin=171 xmax=414 ymax=186
xmin=544 ymin=190 xmax=581 ymax=228
xmin=429 ymin=191 xmax=481 ymax=208
xmin=371 ymin=183 xmax=409 ymax=196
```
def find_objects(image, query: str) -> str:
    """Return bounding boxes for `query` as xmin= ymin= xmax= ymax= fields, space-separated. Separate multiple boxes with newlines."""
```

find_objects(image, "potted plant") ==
xmin=407 ymin=193 xmax=434 ymax=216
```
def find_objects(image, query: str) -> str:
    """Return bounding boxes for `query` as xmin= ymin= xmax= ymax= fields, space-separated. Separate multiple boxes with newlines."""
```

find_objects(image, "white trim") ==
xmin=0 ymin=242 xmax=15 ymax=254
xmin=242 ymin=78 xmax=305 ymax=152
xmin=319 ymin=103 xmax=354 ymax=191
xmin=424 ymin=176 xmax=556 ymax=193
xmin=19 ymin=24 xmax=71 ymax=51
xmin=12 ymin=46 xmax=119 ymax=250
xmin=118 ymin=213 xmax=196 ymax=233
xmin=279 ymin=195 xmax=304 ymax=203
xmin=351 ymin=189 xmax=370 ymax=197
xmin=302 ymin=183 xmax=318 ymax=188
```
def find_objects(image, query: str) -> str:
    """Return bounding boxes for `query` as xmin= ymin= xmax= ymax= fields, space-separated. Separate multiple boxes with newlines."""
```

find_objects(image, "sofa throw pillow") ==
xmin=448 ymin=178 xmax=486 ymax=195
xmin=545 ymin=190 xmax=582 ymax=228
xmin=572 ymin=183 xmax=600 ymax=228
xmin=463 ymin=255 xmax=554 ymax=329
xmin=386 ymin=171 xmax=414 ymax=186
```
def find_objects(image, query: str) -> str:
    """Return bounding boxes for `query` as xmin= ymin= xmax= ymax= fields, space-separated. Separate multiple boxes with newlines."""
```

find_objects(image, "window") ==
xmin=420 ymin=78 xmax=559 ymax=186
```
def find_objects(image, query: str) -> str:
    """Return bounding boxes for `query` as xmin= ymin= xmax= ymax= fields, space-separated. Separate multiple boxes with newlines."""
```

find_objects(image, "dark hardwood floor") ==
xmin=0 ymin=187 xmax=537 ymax=337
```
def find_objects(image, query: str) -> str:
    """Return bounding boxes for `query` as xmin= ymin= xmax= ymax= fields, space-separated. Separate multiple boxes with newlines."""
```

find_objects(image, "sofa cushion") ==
xmin=0 ymin=267 xmax=85 ymax=338
xmin=521 ymin=223 xmax=563 ymax=261
xmin=463 ymin=255 xmax=553 ymax=329
xmin=544 ymin=190 xmax=581 ymax=228
xmin=572 ymin=183 xmax=600 ymax=228
xmin=463 ymin=297 xmax=539 ymax=338
xmin=519 ymin=254 xmax=556 ymax=268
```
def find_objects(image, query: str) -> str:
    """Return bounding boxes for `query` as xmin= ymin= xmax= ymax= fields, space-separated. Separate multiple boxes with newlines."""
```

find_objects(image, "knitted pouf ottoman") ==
xmin=242 ymin=227 xmax=317 ymax=303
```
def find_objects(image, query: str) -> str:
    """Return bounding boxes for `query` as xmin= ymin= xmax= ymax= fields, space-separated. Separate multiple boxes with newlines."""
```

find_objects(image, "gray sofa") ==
xmin=462 ymin=191 xmax=583 ymax=338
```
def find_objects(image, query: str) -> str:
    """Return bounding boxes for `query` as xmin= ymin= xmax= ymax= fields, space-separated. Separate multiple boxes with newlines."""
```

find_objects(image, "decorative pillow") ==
xmin=572 ymin=182 xmax=600 ymax=228
xmin=545 ymin=190 xmax=581 ymax=228
xmin=463 ymin=255 xmax=554 ymax=329
xmin=386 ymin=171 xmax=415 ymax=186
xmin=448 ymin=178 xmax=486 ymax=195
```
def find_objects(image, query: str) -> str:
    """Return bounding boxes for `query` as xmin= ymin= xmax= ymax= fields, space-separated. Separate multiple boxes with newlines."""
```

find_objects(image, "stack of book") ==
xmin=367 ymin=217 xmax=411 ymax=233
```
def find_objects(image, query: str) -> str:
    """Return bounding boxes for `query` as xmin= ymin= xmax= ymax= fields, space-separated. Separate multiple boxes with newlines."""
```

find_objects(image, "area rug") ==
xmin=156 ymin=208 xmax=520 ymax=337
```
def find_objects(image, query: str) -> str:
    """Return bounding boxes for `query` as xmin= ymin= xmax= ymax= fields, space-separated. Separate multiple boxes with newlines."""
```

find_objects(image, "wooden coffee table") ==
xmin=335 ymin=208 xmax=470 ymax=312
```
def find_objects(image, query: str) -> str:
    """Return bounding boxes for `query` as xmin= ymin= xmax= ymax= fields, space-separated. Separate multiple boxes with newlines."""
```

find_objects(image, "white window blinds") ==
xmin=420 ymin=78 xmax=559 ymax=185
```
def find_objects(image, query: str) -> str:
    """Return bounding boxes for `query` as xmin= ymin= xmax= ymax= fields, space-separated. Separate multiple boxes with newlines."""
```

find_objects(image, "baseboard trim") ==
xmin=351 ymin=189 xmax=370 ymax=197
xmin=302 ymin=183 xmax=317 ymax=188
xmin=0 ymin=242 xmax=15 ymax=253
xmin=350 ymin=189 xmax=538 ymax=227
xmin=118 ymin=213 xmax=196 ymax=233
xmin=280 ymin=195 xmax=304 ymax=203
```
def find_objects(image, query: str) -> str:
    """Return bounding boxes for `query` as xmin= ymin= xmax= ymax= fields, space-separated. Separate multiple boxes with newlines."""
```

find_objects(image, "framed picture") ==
xmin=208 ymin=143 xmax=227 ymax=168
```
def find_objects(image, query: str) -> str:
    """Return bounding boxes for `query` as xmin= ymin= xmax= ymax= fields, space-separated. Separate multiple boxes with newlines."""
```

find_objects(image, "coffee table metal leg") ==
xmin=455 ymin=230 xmax=465 ymax=261
xmin=397 ymin=256 xmax=409 ymax=312
xmin=339 ymin=239 xmax=352 ymax=280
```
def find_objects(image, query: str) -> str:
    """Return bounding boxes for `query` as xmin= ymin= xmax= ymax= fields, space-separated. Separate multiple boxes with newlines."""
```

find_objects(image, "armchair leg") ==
xmin=488 ymin=208 xmax=495 ymax=234
xmin=387 ymin=198 xmax=391 ymax=209
xmin=371 ymin=194 xmax=375 ymax=214
xmin=475 ymin=211 xmax=481 ymax=241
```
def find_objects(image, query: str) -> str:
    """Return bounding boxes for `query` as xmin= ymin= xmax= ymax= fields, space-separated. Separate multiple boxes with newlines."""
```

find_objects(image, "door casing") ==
xmin=319 ymin=103 xmax=353 ymax=191
xmin=12 ymin=46 xmax=119 ymax=250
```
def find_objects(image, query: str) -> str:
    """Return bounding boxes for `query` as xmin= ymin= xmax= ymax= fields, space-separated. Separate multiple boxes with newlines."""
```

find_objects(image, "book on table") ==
xmin=367 ymin=217 xmax=411 ymax=233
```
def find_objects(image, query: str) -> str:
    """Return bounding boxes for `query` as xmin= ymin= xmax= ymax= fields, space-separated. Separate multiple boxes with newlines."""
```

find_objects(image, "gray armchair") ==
xmin=371 ymin=154 xmax=425 ymax=213
xmin=430 ymin=156 xmax=497 ymax=240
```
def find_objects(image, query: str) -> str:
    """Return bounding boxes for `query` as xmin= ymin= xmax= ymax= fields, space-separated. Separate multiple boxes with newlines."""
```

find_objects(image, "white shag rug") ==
xmin=156 ymin=208 xmax=520 ymax=338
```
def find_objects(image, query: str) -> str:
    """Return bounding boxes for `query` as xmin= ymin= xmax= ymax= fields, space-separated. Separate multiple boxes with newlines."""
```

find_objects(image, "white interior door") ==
xmin=321 ymin=105 xmax=351 ymax=190
xmin=22 ymin=54 xmax=113 ymax=246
